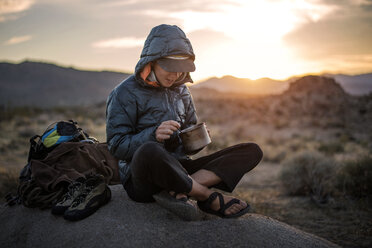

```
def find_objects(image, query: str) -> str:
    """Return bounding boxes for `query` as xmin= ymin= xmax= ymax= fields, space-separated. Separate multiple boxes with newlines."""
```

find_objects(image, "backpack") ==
xmin=6 ymin=120 xmax=97 ymax=208
xmin=27 ymin=120 xmax=91 ymax=162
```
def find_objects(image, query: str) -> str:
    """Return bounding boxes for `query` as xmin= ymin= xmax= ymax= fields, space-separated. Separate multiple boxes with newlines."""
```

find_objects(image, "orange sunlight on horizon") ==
xmin=164 ymin=0 xmax=338 ymax=81
xmin=1 ymin=0 xmax=371 ymax=82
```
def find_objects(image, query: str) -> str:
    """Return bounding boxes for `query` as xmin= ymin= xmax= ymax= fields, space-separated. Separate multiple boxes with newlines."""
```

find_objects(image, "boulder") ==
xmin=0 ymin=185 xmax=339 ymax=248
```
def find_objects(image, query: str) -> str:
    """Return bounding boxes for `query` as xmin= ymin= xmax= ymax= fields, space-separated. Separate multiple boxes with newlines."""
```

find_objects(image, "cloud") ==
xmin=92 ymin=37 xmax=145 ymax=48
xmin=284 ymin=0 xmax=372 ymax=60
xmin=101 ymin=0 xmax=235 ymax=13
xmin=188 ymin=29 xmax=233 ymax=49
xmin=0 ymin=0 xmax=34 ymax=21
xmin=4 ymin=35 xmax=32 ymax=45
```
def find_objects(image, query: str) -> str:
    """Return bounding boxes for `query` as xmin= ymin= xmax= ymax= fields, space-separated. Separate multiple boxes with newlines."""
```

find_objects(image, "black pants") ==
xmin=123 ymin=142 xmax=263 ymax=203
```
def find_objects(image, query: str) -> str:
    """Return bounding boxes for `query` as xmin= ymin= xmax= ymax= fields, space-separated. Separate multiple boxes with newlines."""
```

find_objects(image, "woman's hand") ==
xmin=155 ymin=120 xmax=180 ymax=142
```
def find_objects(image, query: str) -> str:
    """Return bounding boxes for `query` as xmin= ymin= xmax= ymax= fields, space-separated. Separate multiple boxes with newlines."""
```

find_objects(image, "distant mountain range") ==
xmin=191 ymin=76 xmax=289 ymax=95
xmin=0 ymin=61 xmax=130 ymax=107
xmin=192 ymin=73 xmax=372 ymax=96
xmin=325 ymin=73 xmax=372 ymax=95
xmin=0 ymin=61 xmax=371 ymax=107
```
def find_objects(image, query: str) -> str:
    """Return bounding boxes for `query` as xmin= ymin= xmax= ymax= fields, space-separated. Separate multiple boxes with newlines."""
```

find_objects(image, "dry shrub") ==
xmin=336 ymin=155 xmax=372 ymax=204
xmin=280 ymin=151 xmax=337 ymax=203
xmin=18 ymin=127 xmax=35 ymax=138
xmin=318 ymin=142 xmax=344 ymax=155
xmin=263 ymin=146 xmax=286 ymax=163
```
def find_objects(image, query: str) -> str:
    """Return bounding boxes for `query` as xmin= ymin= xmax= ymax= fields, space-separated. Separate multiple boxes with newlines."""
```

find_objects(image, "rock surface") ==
xmin=0 ymin=185 xmax=339 ymax=248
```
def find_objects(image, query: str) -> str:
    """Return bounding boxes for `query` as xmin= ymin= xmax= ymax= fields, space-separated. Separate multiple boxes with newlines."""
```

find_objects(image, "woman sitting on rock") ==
xmin=106 ymin=24 xmax=263 ymax=220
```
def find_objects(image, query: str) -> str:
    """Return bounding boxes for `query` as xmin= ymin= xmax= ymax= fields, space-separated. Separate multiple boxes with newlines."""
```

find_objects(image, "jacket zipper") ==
xmin=165 ymin=88 xmax=177 ymax=121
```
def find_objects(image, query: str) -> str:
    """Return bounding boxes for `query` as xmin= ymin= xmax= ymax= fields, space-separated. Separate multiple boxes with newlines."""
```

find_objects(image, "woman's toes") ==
xmin=225 ymin=200 xmax=246 ymax=215
xmin=227 ymin=205 xmax=241 ymax=215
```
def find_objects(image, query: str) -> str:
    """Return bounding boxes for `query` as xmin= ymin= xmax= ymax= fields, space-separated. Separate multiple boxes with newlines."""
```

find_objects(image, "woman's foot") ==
xmin=153 ymin=191 xmax=202 ymax=221
xmin=169 ymin=191 xmax=196 ymax=208
xmin=197 ymin=192 xmax=250 ymax=218
xmin=187 ymin=177 xmax=250 ymax=218
xmin=211 ymin=194 xmax=247 ymax=216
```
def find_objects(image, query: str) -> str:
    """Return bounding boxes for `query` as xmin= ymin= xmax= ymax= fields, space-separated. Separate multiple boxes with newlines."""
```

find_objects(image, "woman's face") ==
xmin=153 ymin=62 xmax=182 ymax=88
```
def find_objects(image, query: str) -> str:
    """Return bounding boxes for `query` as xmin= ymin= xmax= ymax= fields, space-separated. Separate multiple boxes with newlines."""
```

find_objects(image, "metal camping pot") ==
xmin=179 ymin=122 xmax=211 ymax=154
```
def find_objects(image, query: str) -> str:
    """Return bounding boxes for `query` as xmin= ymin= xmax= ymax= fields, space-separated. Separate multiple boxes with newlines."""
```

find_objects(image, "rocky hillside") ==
xmin=268 ymin=76 xmax=350 ymax=127
xmin=270 ymin=75 xmax=372 ymax=133
xmin=191 ymin=75 xmax=372 ymax=139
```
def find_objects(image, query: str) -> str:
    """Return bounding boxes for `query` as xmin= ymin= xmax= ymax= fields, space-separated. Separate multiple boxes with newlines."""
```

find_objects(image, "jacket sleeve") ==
xmin=106 ymin=89 xmax=158 ymax=161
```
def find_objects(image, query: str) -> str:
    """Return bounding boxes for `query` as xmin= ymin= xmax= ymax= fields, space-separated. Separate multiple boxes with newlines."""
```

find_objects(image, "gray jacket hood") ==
xmin=106 ymin=24 xmax=198 ymax=166
xmin=134 ymin=24 xmax=195 ymax=85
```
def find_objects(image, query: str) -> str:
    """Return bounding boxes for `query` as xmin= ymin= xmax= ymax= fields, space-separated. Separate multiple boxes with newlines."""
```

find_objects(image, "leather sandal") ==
xmin=197 ymin=192 xmax=250 ymax=218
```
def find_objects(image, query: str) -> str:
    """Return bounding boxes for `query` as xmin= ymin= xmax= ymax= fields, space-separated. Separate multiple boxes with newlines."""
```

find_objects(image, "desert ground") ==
xmin=1 ymin=80 xmax=371 ymax=247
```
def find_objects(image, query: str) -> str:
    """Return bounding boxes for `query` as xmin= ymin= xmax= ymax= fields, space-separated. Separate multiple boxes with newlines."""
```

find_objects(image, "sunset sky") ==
xmin=0 ymin=0 xmax=371 ymax=82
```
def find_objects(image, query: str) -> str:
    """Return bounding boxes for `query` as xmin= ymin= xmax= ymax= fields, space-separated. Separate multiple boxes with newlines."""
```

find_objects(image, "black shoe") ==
xmin=63 ymin=174 xmax=111 ymax=221
xmin=51 ymin=177 xmax=86 ymax=215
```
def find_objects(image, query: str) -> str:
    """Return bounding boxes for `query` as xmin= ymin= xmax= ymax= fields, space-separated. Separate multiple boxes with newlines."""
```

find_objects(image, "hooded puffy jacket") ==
xmin=106 ymin=24 xmax=198 ymax=163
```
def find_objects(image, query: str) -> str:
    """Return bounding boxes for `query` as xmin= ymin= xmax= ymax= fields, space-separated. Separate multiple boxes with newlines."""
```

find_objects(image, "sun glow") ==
xmin=162 ymin=0 xmax=337 ymax=81
xmin=1 ymin=0 xmax=367 ymax=83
